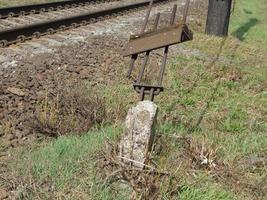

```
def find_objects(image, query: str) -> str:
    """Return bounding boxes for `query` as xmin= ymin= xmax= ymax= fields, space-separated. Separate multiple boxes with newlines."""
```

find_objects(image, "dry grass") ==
xmin=98 ymin=133 xmax=258 ymax=200
xmin=153 ymin=134 xmax=266 ymax=200
xmin=1 ymin=0 xmax=266 ymax=199
xmin=99 ymin=139 xmax=180 ymax=200
xmin=32 ymin=82 xmax=106 ymax=137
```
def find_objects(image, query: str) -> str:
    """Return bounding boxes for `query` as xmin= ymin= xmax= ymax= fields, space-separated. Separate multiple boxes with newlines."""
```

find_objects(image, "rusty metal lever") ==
xmin=122 ymin=0 xmax=193 ymax=101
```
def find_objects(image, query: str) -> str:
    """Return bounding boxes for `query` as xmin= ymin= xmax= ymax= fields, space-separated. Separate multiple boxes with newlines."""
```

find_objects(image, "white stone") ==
xmin=118 ymin=100 xmax=158 ymax=168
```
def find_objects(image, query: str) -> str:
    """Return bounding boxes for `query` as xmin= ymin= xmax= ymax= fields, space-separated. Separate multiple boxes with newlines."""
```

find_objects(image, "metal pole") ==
xmin=137 ymin=51 xmax=150 ymax=83
xmin=158 ymin=47 xmax=168 ymax=85
xmin=182 ymin=0 xmax=190 ymax=24
xmin=153 ymin=13 xmax=160 ymax=30
xmin=141 ymin=0 xmax=154 ymax=33
xmin=127 ymin=54 xmax=137 ymax=78
xmin=158 ymin=4 xmax=176 ymax=85
xmin=127 ymin=0 xmax=154 ymax=78
xmin=170 ymin=4 xmax=177 ymax=25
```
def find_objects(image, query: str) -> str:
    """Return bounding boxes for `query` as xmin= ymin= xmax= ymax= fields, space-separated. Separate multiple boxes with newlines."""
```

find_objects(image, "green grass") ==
xmin=178 ymin=184 xmax=234 ymax=200
xmin=4 ymin=125 xmax=130 ymax=199
xmin=230 ymin=0 xmax=267 ymax=50
xmin=2 ymin=0 xmax=267 ymax=199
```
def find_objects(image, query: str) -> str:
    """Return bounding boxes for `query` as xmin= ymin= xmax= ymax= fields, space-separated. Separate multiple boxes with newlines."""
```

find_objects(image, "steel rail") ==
xmin=0 ymin=0 xmax=101 ymax=19
xmin=0 ymin=0 xmax=168 ymax=47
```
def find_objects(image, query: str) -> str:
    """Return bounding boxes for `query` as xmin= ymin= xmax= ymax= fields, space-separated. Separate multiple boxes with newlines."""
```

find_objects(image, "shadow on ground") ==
xmin=232 ymin=17 xmax=259 ymax=41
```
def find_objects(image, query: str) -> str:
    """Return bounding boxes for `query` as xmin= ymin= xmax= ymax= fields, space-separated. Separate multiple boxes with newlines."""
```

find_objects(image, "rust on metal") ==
xmin=122 ymin=0 xmax=193 ymax=101
xmin=133 ymin=83 xmax=163 ymax=101
xmin=122 ymin=24 xmax=192 ymax=56
xmin=182 ymin=0 xmax=191 ymax=24
xmin=141 ymin=0 xmax=154 ymax=34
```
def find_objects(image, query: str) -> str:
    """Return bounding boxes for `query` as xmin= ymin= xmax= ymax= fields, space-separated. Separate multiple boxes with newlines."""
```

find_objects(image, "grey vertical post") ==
xmin=205 ymin=0 xmax=232 ymax=36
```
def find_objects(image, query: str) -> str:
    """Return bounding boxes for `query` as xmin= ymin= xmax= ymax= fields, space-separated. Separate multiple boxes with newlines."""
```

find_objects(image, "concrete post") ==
xmin=118 ymin=100 xmax=158 ymax=168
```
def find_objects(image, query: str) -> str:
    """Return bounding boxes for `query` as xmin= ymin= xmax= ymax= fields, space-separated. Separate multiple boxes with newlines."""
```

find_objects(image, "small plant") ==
xmin=185 ymin=138 xmax=219 ymax=170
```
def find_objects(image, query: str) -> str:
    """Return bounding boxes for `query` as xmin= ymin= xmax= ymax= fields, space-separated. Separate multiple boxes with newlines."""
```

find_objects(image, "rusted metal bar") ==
xmin=153 ymin=13 xmax=160 ymax=30
xmin=158 ymin=46 xmax=168 ymax=85
xmin=169 ymin=4 xmax=177 ymax=25
xmin=136 ymin=51 xmax=150 ymax=83
xmin=182 ymin=0 xmax=190 ymax=23
xmin=122 ymin=26 xmax=190 ymax=56
xmin=139 ymin=87 xmax=145 ymax=101
xmin=141 ymin=0 xmax=154 ymax=34
xmin=127 ymin=0 xmax=160 ymax=78
xmin=127 ymin=0 xmax=155 ymax=78
xmin=127 ymin=0 xmax=160 ymax=79
xmin=149 ymin=88 xmax=155 ymax=101
xmin=133 ymin=84 xmax=163 ymax=94
xmin=127 ymin=54 xmax=138 ymax=78
xmin=157 ymin=4 xmax=176 ymax=85
xmin=123 ymin=0 xmax=193 ymax=102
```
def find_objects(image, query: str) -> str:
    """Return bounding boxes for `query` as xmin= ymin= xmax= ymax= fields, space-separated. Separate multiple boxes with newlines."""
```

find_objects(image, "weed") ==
xmin=32 ymin=82 xmax=106 ymax=137
xmin=1 ymin=0 xmax=266 ymax=199
xmin=2 ymin=126 xmax=122 ymax=199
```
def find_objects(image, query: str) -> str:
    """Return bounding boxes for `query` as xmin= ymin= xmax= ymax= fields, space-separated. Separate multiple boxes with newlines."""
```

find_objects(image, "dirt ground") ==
xmin=0 ymin=0 xmax=192 ymax=149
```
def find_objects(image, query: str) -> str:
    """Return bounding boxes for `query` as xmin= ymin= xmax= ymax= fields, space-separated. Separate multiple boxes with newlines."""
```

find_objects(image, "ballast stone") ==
xmin=118 ymin=100 xmax=158 ymax=168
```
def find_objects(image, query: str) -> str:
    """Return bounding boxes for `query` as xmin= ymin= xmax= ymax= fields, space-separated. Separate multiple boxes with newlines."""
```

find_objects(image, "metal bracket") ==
xmin=122 ymin=24 xmax=193 ymax=56
xmin=133 ymin=83 xmax=164 ymax=101
xmin=122 ymin=0 xmax=193 ymax=101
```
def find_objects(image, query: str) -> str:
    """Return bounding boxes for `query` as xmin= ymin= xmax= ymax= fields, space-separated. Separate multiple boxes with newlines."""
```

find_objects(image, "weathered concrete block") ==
xmin=118 ymin=100 xmax=158 ymax=168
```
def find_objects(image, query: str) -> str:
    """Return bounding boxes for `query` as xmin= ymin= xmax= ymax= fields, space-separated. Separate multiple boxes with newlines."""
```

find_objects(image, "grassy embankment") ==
xmin=1 ymin=0 xmax=266 ymax=199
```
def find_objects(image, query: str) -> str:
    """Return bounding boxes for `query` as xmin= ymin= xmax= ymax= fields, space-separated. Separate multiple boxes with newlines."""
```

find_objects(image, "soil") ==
xmin=0 ymin=0 xmax=202 ymax=150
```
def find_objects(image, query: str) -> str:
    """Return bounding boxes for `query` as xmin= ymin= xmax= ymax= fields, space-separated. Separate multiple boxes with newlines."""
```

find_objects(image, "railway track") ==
xmin=0 ymin=0 xmax=100 ymax=19
xmin=0 ymin=0 xmax=168 ymax=47
xmin=0 ymin=0 xmax=190 ymax=151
